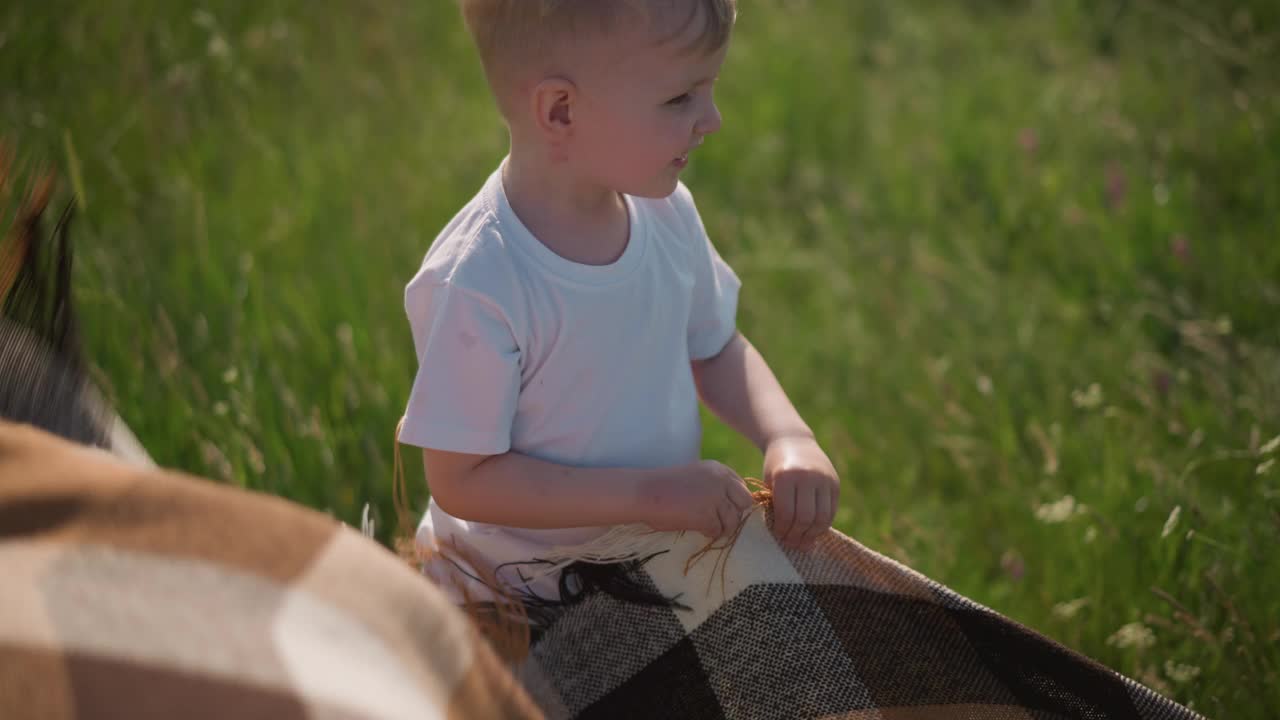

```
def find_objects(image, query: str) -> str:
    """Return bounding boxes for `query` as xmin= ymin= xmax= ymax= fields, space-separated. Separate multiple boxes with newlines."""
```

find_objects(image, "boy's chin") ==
xmin=625 ymin=176 xmax=682 ymax=200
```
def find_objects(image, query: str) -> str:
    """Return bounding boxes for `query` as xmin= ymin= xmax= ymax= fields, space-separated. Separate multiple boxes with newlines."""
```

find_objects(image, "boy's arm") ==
xmin=690 ymin=331 xmax=840 ymax=548
xmin=422 ymin=448 xmax=753 ymax=539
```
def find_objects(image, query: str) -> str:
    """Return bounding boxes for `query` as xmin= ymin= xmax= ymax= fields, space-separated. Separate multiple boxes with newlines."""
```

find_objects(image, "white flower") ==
xmin=336 ymin=323 xmax=355 ymax=347
xmin=1052 ymin=597 xmax=1090 ymax=620
xmin=1072 ymin=383 xmax=1103 ymax=409
xmin=1035 ymin=495 xmax=1079 ymax=524
xmin=1163 ymin=660 xmax=1201 ymax=684
xmin=1153 ymin=183 xmax=1170 ymax=206
xmin=1107 ymin=622 xmax=1156 ymax=650
xmin=193 ymin=9 xmax=216 ymax=29
xmin=208 ymin=34 xmax=231 ymax=60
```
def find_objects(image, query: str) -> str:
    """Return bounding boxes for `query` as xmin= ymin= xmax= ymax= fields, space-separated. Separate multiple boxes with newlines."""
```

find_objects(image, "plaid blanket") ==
xmin=0 ymin=422 xmax=541 ymax=720
xmin=470 ymin=512 xmax=1206 ymax=720
xmin=0 ymin=159 xmax=538 ymax=718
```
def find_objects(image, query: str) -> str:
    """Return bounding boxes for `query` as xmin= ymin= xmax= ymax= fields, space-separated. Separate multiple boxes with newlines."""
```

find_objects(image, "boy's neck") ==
xmin=502 ymin=143 xmax=630 ymax=267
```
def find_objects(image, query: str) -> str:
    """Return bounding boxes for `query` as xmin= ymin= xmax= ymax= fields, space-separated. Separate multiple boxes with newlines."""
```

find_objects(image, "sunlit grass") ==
xmin=3 ymin=0 xmax=1278 ymax=714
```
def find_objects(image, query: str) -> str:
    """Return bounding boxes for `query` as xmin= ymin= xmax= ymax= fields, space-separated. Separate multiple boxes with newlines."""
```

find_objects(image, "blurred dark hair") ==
xmin=0 ymin=144 xmax=147 ymax=461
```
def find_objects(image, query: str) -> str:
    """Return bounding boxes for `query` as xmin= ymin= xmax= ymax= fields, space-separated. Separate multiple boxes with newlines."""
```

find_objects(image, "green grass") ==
xmin=4 ymin=0 xmax=1278 ymax=714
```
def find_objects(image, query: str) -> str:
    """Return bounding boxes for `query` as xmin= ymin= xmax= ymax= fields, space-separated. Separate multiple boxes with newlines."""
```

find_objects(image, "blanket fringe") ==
xmin=526 ymin=524 xmax=676 ymax=578
xmin=391 ymin=418 xmax=773 ymax=663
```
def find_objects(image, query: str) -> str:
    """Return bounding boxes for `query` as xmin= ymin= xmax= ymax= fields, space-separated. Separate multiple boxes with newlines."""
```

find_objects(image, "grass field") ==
xmin=4 ymin=0 xmax=1279 ymax=714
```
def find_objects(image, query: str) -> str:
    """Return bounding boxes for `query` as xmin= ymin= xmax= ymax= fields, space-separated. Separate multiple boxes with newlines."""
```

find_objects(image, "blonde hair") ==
xmin=459 ymin=0 xmax=736 ymax=113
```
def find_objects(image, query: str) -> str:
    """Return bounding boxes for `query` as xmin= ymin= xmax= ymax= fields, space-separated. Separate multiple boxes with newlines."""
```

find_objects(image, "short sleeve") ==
xmin=400 ymin=279 xmax=520 ymax=455
xmin=682 ymin=192 xmax=741 ymax=361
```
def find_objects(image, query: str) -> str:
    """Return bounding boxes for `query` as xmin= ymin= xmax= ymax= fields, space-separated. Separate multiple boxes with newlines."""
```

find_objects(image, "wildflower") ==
xmin=1163 ymin=660 xmax=1201 ymax=684
xmin=976 ymin=375 xmax=993 ymax=396
xmin=1153 ymin=183 xmax=1170 ymax=206
xmin=1000 ymin=549 xmax=1025 ymax=581
xmin=1017 ymin=128 xmax=1039 ymax=155
xmin=336 ymin=323 xmax=355 ymax=347
xmin=1052 ymin=597 xmax=1090 ymax=620
xmin=208 ymin=34 xmax=231 ymax=60
xmin=1072 ymin=383 xmax=1103 ymax=409
xmin=1104 ymin=164 xmax=1128 ymax=210
xmin=1107 ymin=622 xmax=1156 ymax=650
xmin=1035 ymin=495 xmax=1078 ymax=524
xmin=193 ymin=9 xmax=216 ymax=29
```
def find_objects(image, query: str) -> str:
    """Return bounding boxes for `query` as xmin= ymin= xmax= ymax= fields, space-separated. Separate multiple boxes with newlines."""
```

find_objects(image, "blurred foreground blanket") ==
xmin=0 ymin=151 xmax=539 ymax=719
xmin=444 ymin=513 xmax=1205 ymax=719
xmin=0 ymin=422 xmax=540 ymax=720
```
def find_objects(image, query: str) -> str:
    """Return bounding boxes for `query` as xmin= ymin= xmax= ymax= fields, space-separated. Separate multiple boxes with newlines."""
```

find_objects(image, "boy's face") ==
xmin=569 ymin=16 xmax=729 ymax=199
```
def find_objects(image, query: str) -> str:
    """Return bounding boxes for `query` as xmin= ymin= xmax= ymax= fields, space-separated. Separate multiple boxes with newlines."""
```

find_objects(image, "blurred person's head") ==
xmin=0 ymin=154 xmax=152 ymax=465
xmin=458 ymin=0 xmax=735 ymax=198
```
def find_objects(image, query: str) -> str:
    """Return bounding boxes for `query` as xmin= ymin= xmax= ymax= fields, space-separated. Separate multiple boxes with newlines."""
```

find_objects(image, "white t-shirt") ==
xmin=400 ymin=161 xmax=740 ymax=600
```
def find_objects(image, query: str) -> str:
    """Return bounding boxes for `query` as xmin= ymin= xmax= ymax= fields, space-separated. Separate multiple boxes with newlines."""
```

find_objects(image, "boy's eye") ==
xmin=665 ymin=93 xmax=692 ymax=107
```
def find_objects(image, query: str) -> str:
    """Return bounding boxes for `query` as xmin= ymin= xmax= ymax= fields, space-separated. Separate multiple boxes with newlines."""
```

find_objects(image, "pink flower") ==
xmin=1105 ymin=163 xmax=1128 ymax=210
xmin=1152 ymin=370 xmax=1172 ymax=397
xmin=1000 ymin=549 xmax=1025 ymax=581
xmin=1018 ymin=128 xmax=1039 ymax=156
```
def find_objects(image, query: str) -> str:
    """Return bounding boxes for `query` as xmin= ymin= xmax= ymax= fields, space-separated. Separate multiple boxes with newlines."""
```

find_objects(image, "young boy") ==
xmin=400 ymin=0 xmax=840 ymax=602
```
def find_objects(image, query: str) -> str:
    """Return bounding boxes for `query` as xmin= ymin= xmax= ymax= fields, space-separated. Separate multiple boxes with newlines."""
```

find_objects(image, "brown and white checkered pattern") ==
xmin=0 ymin=422 xmax=541 ymax=720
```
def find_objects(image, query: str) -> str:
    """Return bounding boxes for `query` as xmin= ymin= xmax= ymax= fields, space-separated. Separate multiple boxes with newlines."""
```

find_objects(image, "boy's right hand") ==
xmin=641 ymin=460 xmax=755 ymax=540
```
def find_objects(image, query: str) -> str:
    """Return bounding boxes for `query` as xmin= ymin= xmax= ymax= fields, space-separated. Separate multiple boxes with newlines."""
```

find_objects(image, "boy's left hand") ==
xmin=763 ymin=435 xmax=840 ymax=549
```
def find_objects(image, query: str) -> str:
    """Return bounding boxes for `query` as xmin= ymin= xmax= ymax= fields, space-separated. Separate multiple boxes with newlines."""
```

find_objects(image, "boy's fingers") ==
xmin=702 ymin=515 xmax=724 ymax=540
xmin=716 ymin=503 xmax=740 ymax=539
xmin=727 ymin=482 xmax=754 ymax=512
xmin=787 ymin=485 xmax=817 ymax=546
xmin=800 ymin=489 xmax=833 ymax=546
xmin=772 ymin=480 xmax=796 ymax=543
xmin=822 ymin=486 xmax=839 ymax=527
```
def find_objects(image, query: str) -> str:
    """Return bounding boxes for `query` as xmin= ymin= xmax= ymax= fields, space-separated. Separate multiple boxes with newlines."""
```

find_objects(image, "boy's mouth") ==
xmin=673 ymin=140 xmax=702 ymax=169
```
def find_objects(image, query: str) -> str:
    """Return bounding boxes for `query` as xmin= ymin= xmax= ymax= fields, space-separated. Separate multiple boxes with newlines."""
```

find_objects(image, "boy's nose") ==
xmin=696 ymin=102 xmax=722 ymax=136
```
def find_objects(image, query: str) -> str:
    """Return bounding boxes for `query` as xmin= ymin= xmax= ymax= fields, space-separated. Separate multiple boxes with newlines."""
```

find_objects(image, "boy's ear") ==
xmin=531 ymin=76 xmax=576 ymax=142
